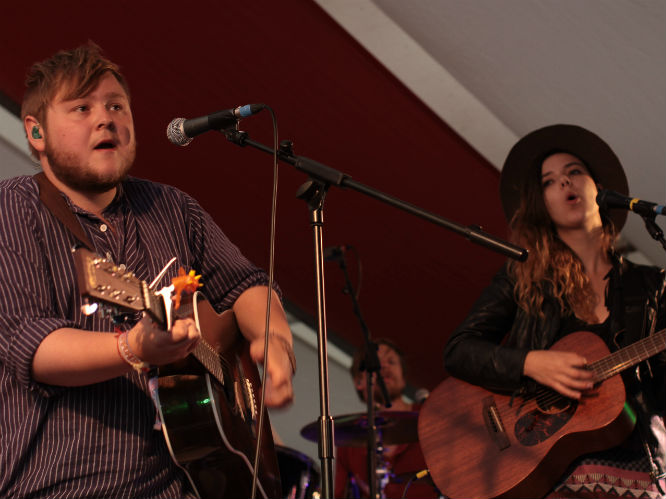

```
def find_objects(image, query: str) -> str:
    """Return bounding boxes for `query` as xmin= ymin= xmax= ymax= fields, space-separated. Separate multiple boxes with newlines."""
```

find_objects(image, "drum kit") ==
xmin=276 ymin=410 xmax=432 ymax=499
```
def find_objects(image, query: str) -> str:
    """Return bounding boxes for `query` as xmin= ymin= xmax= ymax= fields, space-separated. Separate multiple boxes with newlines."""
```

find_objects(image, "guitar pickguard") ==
xmin=514 ymin=397 xmax=578 ymax=446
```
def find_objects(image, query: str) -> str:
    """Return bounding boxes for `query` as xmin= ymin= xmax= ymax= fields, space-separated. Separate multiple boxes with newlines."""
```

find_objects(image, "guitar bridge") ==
xmin=483 ymin=396 xmax=510 ymax=450
xmin=244 ymin=378 xmax=257 ymax=421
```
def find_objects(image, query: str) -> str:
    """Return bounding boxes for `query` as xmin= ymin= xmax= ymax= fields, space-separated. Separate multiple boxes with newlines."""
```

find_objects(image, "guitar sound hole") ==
xmin=515 ymin=396 xmax=578 ymax=446
xmin=217 ymin=359 xmax=236 ymax=408
xmin=535 ymin=389 xmax=571 ymax=414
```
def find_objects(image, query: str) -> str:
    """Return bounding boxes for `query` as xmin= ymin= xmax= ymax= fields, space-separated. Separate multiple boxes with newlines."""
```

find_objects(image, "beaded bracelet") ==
xmin=116 ymin=331 xmax=150 ymax=374
xmin=269 ymin=332 xmax=297 ymax=375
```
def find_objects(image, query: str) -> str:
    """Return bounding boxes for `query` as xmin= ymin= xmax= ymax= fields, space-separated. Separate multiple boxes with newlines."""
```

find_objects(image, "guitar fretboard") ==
xmin=174 ymin=301 xmax=228 ymax=387
xmin=589 ymin=329 xmax=665 ymax=383
xmin=193 ymin=340 xmax=228 ymax=386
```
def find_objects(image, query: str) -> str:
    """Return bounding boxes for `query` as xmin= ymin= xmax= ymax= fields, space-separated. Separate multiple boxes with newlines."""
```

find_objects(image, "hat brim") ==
xmin=500 ymin=124 xmax=628 ymax=231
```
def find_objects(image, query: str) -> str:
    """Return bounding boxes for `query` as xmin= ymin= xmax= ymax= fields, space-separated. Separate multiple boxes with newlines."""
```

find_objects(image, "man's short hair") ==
xmin=21 ymin=42 xmax=130 ymax=159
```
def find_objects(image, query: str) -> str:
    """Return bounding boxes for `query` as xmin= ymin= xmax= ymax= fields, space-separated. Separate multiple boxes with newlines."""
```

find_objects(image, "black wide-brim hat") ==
xmin=500 ymin=124 xmax=629 ymax=231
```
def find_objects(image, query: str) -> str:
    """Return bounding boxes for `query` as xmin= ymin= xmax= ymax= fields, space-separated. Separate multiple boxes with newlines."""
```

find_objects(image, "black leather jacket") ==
xmin=444 ymin=255 xmax=665 ymax=475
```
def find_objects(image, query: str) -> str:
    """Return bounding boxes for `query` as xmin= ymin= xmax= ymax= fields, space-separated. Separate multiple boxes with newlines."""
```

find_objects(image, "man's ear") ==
xmin=24 ymin=115 xmax=45 ymax=153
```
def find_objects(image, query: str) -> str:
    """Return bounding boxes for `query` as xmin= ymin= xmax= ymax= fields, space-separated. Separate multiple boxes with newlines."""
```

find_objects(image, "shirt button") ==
xmin=100 ymin=224 xmax=108 ymax=232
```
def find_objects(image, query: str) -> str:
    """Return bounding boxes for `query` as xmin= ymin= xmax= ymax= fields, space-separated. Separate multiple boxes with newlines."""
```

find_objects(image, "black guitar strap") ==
xmin=33 ymin=172 xmax=95 ymax=252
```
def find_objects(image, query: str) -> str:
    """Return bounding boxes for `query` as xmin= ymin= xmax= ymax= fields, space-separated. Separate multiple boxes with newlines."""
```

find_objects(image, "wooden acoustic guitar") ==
xmin=418 ymin=329 xmax=665 ymax=499
xmin=73 ymin=248 xmax=281 ymax=499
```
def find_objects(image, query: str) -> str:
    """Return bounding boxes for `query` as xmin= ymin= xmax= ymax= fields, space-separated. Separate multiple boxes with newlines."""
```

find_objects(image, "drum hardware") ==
xmin=301 ymin=411 xmax=419 ymax=498
xmin=276 ymin=445 xmax=321 ymax=499
xmin=300 ymin=411 xmax=419 ymax=448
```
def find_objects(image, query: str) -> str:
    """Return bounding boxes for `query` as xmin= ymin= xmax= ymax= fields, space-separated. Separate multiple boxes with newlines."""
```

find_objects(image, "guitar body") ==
xmin=155 ymin=297 xmax=281 ymax=499
xmin=418 ymin=332 xmax=636 ymax=499
xmin=73 ymin=249 xmax=282 ymax=498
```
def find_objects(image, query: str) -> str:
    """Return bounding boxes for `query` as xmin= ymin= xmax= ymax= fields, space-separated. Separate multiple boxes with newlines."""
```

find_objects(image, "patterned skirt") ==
xmin=546 ymin=447 xmax=665 ymax=499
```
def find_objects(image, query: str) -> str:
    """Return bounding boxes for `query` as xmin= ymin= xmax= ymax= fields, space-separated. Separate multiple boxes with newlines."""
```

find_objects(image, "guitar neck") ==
xmin=170 ymin=299 xmax=229 ymax=388
xmin=589 ymin=328 xmax=665 ymax=383
xmin=73 ymin=248 xmax=232 ymax=388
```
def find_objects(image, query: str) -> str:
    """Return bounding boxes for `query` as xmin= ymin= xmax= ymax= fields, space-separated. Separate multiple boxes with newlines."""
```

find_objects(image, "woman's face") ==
xmin=540 ymin=152 xmax=603 ymax=232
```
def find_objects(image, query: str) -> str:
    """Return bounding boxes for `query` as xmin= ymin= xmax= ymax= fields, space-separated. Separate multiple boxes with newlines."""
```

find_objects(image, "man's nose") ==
xmin=96 ymin=108 xmax=116 ymax=130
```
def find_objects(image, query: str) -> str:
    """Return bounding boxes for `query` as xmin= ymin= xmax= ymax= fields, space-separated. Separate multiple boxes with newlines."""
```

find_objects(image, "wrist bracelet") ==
xmin=116 ymin=331 xmax=150 ymax=374
xmin=269 ymin=332 xmax=297 ymax=375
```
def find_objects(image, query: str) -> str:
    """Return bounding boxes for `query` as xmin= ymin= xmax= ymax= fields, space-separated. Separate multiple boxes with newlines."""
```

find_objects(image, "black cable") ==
xmin=251 ymin=105 xmax=279 ymax=499
xmin=401 ymin=469 xmax=430 ymax=499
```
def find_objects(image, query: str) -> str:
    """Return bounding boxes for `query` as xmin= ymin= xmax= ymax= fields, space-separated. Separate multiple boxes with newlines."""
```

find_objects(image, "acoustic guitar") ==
xmin=73 ymin=248 xmax=281 ymax=499
xmin=418 ymin=329 xmax=665 ymax=499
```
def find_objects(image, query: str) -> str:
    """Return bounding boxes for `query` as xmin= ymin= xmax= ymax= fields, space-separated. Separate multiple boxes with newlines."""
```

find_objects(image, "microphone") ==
xmin=596 ymin=189 xmax=665 ymax=217
xmin=414 ymin=388 xmax=430 ymax=404
xmin=323 ymin=245 xmax=351 ymax=261
xmin=166 ymin=103 xmax=266 ymax=146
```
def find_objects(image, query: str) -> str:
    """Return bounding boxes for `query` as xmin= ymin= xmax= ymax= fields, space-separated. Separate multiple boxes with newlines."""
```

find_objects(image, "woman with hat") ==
xmin=444 ymin=125 xmax=665 ymax=497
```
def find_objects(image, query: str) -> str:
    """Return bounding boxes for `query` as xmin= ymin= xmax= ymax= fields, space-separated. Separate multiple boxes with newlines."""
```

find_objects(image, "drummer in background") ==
xmin=334 ymin=339 xmax=437 ymax=499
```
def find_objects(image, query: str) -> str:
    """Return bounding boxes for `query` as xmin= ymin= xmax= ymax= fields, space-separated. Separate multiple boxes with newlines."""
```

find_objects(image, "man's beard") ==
xmin=45 ymin=138 xmax=136 ymax=194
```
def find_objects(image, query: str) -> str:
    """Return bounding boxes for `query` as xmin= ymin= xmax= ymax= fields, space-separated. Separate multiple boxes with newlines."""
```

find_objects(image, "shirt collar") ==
xmin=66 ymin=181 xmax=128 ymax=218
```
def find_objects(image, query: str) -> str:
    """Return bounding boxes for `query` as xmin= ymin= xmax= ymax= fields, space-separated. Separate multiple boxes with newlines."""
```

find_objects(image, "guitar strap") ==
xmin=33 ymin=172 xmax=95 ymax=252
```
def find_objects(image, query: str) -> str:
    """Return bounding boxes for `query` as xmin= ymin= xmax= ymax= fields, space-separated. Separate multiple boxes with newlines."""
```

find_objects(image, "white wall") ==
xmin=0 ymin=106 xmax=36 ymax=179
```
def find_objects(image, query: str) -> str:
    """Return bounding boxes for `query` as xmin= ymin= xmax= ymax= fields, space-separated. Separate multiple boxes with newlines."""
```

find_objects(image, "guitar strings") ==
xmin=491 ymin=329 xmax=665 ymax=423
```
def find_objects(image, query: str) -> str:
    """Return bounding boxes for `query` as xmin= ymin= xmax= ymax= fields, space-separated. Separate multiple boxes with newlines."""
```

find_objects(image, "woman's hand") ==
xmin=523 ymin=350 xmax=594 ymax=399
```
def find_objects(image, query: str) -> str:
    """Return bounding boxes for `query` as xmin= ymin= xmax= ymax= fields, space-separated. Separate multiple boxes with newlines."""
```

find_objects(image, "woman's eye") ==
xmin=542 ymin=179 xmax=553 ymax=188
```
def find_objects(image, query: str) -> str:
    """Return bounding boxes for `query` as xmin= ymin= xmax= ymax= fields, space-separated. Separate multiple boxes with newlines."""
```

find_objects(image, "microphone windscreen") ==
xmin=414 ymin=388 xmax=430 ymax=404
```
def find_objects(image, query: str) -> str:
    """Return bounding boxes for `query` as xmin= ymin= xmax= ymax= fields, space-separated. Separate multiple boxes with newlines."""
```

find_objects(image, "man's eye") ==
xmin=109 ymin=104 xmax=123 ymax=111
xmin=74 ymin=105 xmax=88 ymax=112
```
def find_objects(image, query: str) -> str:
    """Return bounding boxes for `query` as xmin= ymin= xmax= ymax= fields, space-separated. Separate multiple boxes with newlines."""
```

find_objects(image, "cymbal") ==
xmin=300 ymin=411 xmax=419 ymax=447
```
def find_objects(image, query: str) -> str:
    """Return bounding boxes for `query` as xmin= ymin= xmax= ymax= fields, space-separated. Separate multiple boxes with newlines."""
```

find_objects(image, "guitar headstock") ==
xmin=73 ymin=247 xmax=165 ymax=324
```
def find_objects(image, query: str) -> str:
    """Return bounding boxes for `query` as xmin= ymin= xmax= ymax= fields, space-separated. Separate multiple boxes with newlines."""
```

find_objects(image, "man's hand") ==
xmin=129 ymin=315 xmax=200 ymax=366
xmin=523 ymin=350 xmax=594 ymax=399
xmin=233 ymin=286 xmax=296 ymax=408
xmin=249 ymin=334 xmax=294 ymax=408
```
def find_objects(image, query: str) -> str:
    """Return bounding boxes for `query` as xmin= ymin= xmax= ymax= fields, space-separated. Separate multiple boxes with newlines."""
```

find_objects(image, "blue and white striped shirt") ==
xmin=0 ymin=175 xmax=268 ymax=498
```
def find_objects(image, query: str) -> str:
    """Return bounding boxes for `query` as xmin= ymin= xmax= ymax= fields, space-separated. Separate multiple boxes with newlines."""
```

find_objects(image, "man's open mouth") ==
xmin=94 ymin=140 xmax=117 ymax=150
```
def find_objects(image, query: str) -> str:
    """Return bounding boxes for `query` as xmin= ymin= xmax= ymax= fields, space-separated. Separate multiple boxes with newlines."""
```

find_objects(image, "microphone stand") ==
xmin=292 ymin=178 xmax=336 ymax=499
xmin=640 ymin=213 xmax=666 ymax=252
xmin=223 ymin=129 xmax=527 ymax=498
xmin=333 ymin=252 xmax=391 ymax=499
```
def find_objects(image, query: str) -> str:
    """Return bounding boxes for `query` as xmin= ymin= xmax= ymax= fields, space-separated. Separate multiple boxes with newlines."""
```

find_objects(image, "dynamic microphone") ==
xmin=166 ymin=103 xmax=266 ymax=146
xmin=414 ymin=388 xmax=430 ymax=404
xmin=323 ymin=245 xmax=351 ymax=261
xmin=596 ymin=189 xmax=665 ymax=217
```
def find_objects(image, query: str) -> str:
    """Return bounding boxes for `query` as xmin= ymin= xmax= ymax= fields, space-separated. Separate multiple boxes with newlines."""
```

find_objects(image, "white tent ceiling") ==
xmin=317 ymin=0 xmax=666 ymax=266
